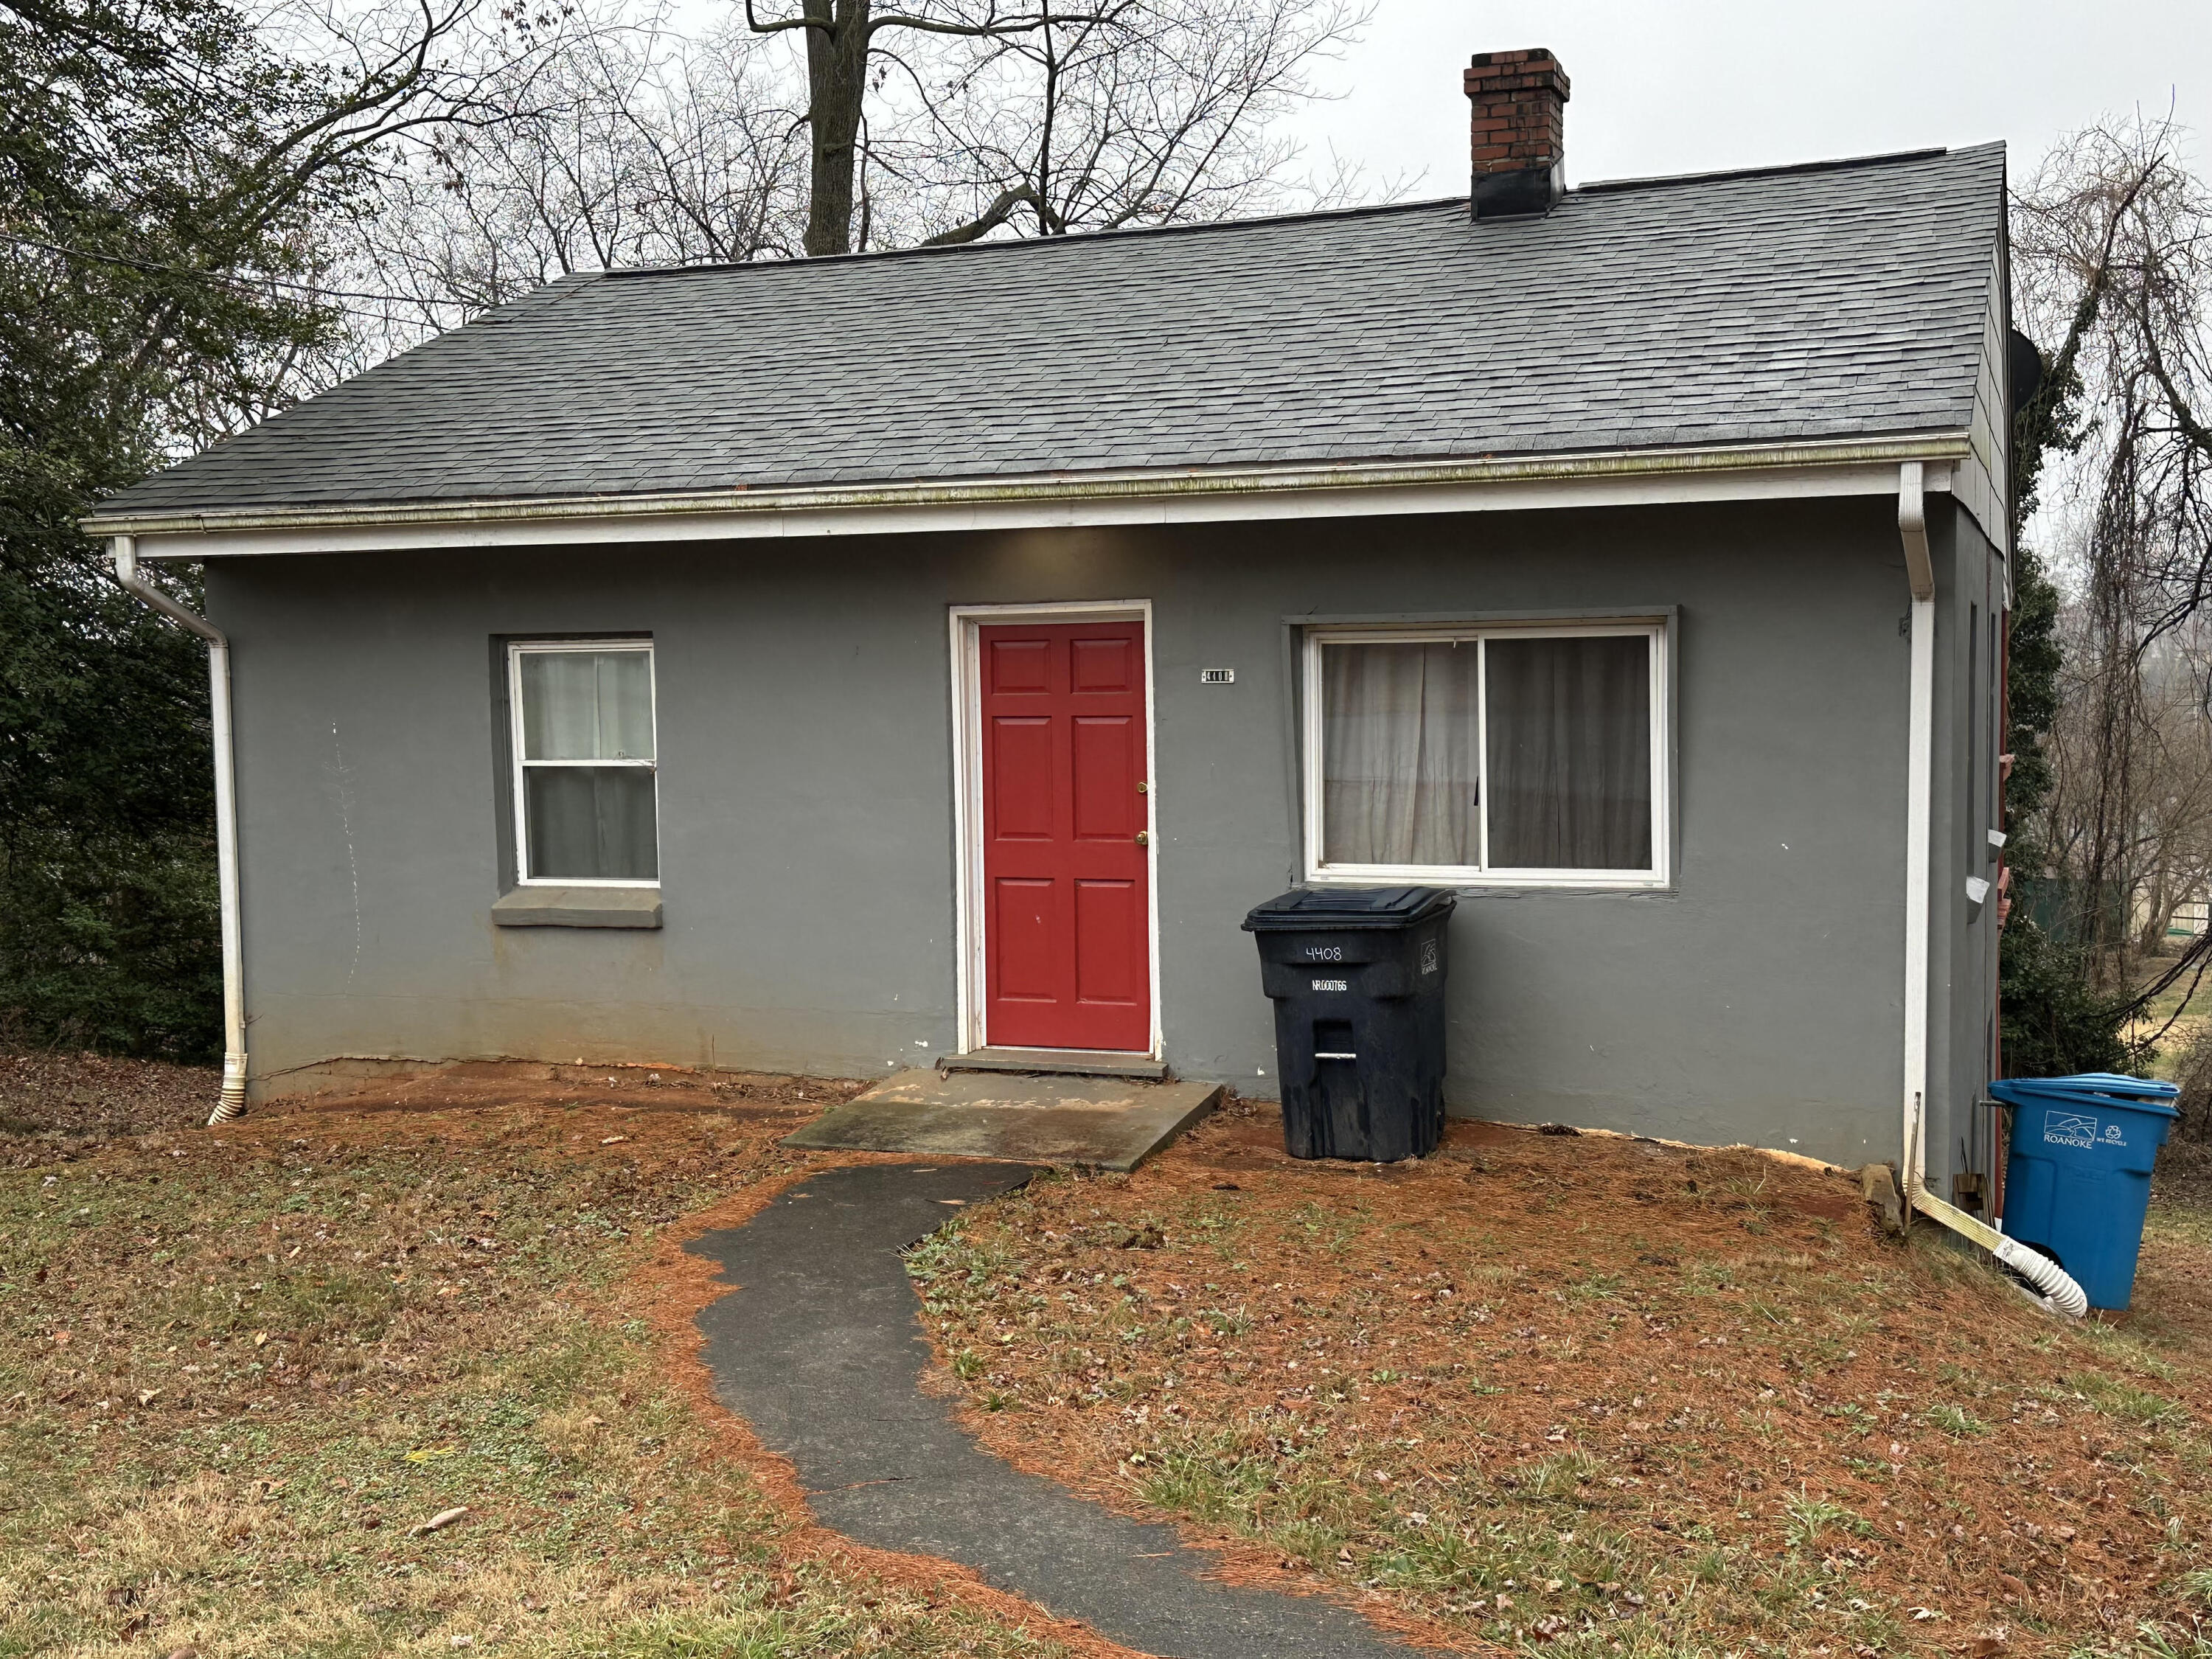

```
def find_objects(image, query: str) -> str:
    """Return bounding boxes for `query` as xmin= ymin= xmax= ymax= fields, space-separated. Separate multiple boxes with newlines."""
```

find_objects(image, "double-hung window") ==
xmin=1303 ymin=622 xmax=1667 ymax=888
xmin=509 ymin=641 xmax=659 ymax=886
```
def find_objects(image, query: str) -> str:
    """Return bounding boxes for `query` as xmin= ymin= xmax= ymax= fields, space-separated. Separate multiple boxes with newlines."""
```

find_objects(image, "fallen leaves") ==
xmin=916 ymin=1108 xmax=2212 ymax=1658
xmin=408 ymin=1505 xmax=471 ymax=1537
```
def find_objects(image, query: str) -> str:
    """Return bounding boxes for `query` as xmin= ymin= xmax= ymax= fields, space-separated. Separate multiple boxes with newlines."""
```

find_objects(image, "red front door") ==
xmin=978 ymin=619 xmax=1152 ymax=1051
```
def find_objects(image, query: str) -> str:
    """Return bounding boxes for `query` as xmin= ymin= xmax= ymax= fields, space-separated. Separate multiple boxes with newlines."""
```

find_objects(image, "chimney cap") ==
xmin=1465 ymin=46 xmax=1570 ymax=97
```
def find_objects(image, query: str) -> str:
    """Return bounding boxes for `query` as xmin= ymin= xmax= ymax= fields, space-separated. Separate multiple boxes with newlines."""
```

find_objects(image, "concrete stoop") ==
xmin=782 ymin=1068 xmax=1220 ymax=1171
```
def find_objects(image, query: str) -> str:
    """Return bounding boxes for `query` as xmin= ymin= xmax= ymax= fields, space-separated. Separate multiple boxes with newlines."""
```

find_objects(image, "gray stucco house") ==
xmin=91 ymin=50 xmax=2017 ymax=1198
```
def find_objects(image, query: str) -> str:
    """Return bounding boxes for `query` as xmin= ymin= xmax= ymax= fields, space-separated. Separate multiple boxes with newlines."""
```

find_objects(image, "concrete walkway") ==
xmin=688 ymin=1163 xmax=1419 ymax=1659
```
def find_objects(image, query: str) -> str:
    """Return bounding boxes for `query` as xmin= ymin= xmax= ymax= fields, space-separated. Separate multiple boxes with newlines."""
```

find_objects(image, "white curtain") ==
xmin=1484 ymin=636 xmax=1651 ymax=870
xmin=525 ymin=768 xmax=658 ymax=880
xmin=1321 ymin=641 xmax=1481 ymax=865
xmin=518 ymin=649 xmax=658 ymax=880
xmin=520 ymin=650 xmax=654 ymax=760
xmin=1319 ymin=634 xmax=1652 ymax=872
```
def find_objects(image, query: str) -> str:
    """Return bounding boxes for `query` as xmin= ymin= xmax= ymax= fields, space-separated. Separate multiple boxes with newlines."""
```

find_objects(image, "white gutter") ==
xmin=86 ymin=434 xmax=1971 ymax=558
xmin=1899 ymin=461 xmax=1936 ymax=1197
xmin=110 ymin=538 xmax=248 ymax=1124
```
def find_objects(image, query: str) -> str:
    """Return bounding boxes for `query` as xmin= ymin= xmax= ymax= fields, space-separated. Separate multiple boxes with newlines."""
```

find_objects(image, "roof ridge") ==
xmin=1576 ymin=144 xmax=1975 ymax=195
xmin=594 ymin=193 xmax=1470 ymax=282
xmin=587 ymin=142 xmax=1992 ymax=287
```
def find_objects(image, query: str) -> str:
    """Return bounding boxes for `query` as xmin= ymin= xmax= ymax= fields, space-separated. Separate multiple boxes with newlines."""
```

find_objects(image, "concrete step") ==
xmin=939 ymin=1046 xmax=1169 ymax=1082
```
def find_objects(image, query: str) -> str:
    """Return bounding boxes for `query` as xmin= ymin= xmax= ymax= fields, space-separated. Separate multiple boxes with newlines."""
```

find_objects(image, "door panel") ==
xmin=987 ymin=637 xmax=1051 ymax=693
xmin=991 ymin=877 xmax=1057 ymax=1000
xmin=1071 ymin=636 xmax=1137 ymax=692
xmin=1074 ymin=879 xmax=1142 ymax=1005
xmin=990 ymin=719 xmax=1054 ymax=839
xmin=978 ymin=619 xmax=1151 ymax=1051
xmin=1070 ymin=717 xmax=1137 ymax=841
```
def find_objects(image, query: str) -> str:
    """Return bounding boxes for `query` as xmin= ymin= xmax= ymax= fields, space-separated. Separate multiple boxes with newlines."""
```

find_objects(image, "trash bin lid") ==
xmin=1989 ymin=1073 xmax=2180 ymax=1117
xmin=1241 ymin=886 xmax=1456 ymax=931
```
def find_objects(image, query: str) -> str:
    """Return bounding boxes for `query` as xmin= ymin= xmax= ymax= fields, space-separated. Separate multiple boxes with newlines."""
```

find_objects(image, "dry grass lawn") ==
xmin=910 ymin=1104 xmax=2212 ymax=1659
xmin=7 ymin=1054 xmax=2211 ymax=1659
xmin=0 ymin=1058 xmax=1083 ymax=1659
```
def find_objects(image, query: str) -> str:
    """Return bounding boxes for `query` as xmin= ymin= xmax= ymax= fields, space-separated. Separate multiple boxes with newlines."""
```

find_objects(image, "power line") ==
xmin=0 ymin=229 xmax=463 ymax=310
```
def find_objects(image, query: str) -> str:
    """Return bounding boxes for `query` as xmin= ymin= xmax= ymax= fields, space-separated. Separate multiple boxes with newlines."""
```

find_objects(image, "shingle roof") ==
xmin=97 ymin=143 xmax=2005 ymax=518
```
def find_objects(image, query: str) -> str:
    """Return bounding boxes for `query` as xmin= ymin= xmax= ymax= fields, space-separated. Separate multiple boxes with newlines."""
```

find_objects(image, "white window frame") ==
xmin=1301 ymin=619 xmax=1669 ymax=890
xmin=508 ymin=639 xmax=661 ymax=888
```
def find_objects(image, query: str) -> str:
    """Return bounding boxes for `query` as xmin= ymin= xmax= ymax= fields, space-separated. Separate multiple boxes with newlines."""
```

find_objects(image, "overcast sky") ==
xmin=1284 ymin=0 xmax=2210 ymax=196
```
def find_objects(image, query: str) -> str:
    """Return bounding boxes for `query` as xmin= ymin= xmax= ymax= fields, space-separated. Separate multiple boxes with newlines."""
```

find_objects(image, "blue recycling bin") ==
xmin=1990 ymin=1072 xmax=2181 ymax=1312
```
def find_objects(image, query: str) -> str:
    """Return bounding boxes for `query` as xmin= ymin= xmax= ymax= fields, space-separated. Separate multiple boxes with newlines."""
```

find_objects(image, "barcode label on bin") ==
xmin=1312 ymin=978 xmax=1347 ymax=992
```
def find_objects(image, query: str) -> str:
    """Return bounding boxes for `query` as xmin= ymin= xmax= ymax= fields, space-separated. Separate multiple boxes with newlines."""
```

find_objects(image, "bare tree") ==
xmin=898 ymin=0 xmax=1373 ymax=245
xmin=341 ymin=5 xmax=808 ymax=355
xmin=2012 ymin=118 xmax=2212 ymax=989
xmin=744 ymin=0 xmax=1369 ymax=256
xmin=742 ymin=0 xmax=1102 ymax=257
xmin=2042 ymin=610 xmax=2212 ymax=961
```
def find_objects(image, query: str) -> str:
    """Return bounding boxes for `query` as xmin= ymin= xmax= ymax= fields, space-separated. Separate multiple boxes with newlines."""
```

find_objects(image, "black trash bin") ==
xmin=1241 ymin=886 xmax=1455 ymax=1161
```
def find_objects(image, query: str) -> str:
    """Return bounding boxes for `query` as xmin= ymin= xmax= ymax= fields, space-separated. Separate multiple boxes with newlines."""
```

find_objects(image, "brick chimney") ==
xmin=1464 ymin=48 xmax=1570 ymax=219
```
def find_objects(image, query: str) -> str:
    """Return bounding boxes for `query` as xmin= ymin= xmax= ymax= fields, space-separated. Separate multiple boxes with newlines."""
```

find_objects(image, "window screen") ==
xmin=512 ymin=644 xmax=658 ymax=883
xmin=1313 ymin=627 xmax=1659 ymax=880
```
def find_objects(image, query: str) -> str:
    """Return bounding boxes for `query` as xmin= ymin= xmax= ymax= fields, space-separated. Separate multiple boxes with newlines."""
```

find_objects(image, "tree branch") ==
xmin=918 ymin=182 xmax=1043 ymax=243
xmin=744 ymin=0 xmax=832 ymax=35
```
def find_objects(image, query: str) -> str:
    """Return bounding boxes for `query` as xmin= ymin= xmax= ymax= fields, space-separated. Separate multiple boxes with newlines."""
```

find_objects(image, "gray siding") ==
xmin=211 ymin=496 xmax=1938 ymax=1167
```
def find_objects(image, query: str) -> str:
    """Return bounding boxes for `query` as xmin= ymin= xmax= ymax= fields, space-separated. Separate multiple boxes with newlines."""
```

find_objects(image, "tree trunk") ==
xmin=803 ymin=0 xmax=870 ymax=257
xmin=2138 ymin=868 xmax=2177 ymax=959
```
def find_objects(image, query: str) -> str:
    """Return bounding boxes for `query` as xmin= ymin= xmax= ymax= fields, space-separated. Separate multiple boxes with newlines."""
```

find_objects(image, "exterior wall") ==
xmin=1928 ymin=501 xmax=2008 ymax=1200
xmin=209 ymin=495 xmax=1936 ymax=1166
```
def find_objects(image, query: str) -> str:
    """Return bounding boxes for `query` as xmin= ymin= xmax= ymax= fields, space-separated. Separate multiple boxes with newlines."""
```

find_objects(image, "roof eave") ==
xmin=88 ymin=432 xmax=1975 ymax=557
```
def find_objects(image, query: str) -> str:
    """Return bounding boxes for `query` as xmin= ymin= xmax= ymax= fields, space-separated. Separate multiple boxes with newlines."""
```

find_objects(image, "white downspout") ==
xmin=110 ymin=537 xmax=248 ymax=1124
xmin=1899 ymin=462 xmax=1936 ymax=1201
xmin=1895 ymin=466 xmax=2086 ymax=1315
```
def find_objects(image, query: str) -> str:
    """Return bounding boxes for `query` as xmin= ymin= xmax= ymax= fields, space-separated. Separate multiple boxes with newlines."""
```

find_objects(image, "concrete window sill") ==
xmin=491 ymin=886 xmax=662 ymax=928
